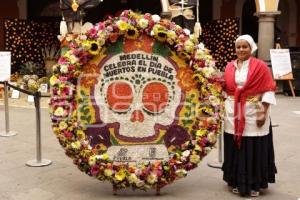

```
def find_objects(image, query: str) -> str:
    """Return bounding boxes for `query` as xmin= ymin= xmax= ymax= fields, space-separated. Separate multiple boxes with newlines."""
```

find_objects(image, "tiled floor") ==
xmin=0 ymin=95 xmax=300 ymax=200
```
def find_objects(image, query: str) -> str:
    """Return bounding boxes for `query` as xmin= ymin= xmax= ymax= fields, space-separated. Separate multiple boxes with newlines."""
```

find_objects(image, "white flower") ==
xmin=183 ymin=28 xmax=191 ymax=35
xmin=182 ymin=150 xmax=191 ymax=157
xmin=69 ymin=55 xmax=79 ymax=64
xmin=135 ymin=179 xmax=145 ymax=187
xmin=60 ymin=64 xmax=68 ymax=74
xmin=79 ymin=34 xmax=87 ymax=40
xmin=59 ymin=121 xmax=68 ymax=130
xmin=128 ymin=173 xmax=138 ymax=184
xmin=207 ymin=132 xmax=217 ymax=143
xmin=209 ymin=96 xmax=221 ymax=106
xmin=138 ymin=18 xmax=149 ymax=29
xmin=151 ymin=14 xmax=161 ymax=22
xmin=197 ymin=42 xmax=206 ymax=50
xmin=175 ymin=169 xmax=187 ymax=178
xmin=146 ymin=173 xmax=158 ymax=184
xmin=202 ymin=66 xmax=215 ymax=78
xmin=194 ymin=49 xmax=205 ymax=60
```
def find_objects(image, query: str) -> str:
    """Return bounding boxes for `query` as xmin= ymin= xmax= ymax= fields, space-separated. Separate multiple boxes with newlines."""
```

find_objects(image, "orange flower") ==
xmin=176 ymin=68 xmax=197 ymax=91
xmin=124 ymin=34 xmax=153 ymax=53
xmin=80 ymin=63 xmax=100 ymax=88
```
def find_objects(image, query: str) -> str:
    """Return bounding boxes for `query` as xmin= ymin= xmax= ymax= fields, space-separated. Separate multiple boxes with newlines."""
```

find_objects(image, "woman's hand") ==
xmin=256 ymin=102 xmax=270 ymax=127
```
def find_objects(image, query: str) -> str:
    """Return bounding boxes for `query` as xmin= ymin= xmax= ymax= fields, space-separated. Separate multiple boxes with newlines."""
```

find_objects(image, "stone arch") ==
xmin=240 ymin=0 xmax=258 ymax=41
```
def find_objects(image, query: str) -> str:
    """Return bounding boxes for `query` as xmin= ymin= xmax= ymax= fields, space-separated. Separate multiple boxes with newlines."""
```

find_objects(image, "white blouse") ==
xmin=224 ymin=59 xmax=276 ymax=137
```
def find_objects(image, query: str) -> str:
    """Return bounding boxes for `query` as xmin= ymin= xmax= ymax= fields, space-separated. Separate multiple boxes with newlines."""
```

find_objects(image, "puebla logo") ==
xmin=50 ymin=10 xmax=224 ymax=191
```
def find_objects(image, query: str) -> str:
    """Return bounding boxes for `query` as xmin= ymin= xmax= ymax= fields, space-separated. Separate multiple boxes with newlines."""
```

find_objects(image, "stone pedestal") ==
xmin=255 ymin=11 xmax=281 ymax=61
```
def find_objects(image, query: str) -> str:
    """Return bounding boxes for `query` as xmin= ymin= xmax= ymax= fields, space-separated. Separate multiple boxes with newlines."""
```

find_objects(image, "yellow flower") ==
xmin=166 ymin=30 xmax=177 ymax=44
xmin=156 ymin=30 xmax=168 ymax=42
xmin=153 ymin=25 xmax=167 ymax=42
xmin=59 ymin=121 xmax=68 ymax=130
xmin=194 ymin=144 xmax=202 ymax=151
xmin=125 ymin=26 xmax=139 ymax=40
xmin=76 ymin=130 xmax=85 ymax=140
xmin=81 ymin=40 xmax=91 ymax=51
xmin=117 ymin=20 xmax=128 ymax=32
xmin=104 ymin=168 xmax=113 ymax=177
xmin=88 ymin=41 xmax=100 ymax=55
xmin=115 ymin=169 xmax=126 ymax=181
xmin=196 ymin=129 xmax=207 ymax=137
xmin=71 ymin=141 xmax=81 ymax=150
xmin=54 ymin=107 xmax=64 ymax=117
xmin=100 ymin=153 xmax=109 ymax=160
xmin=53 ymin=127 xmax=60 ymax=135
xmin=190 ymin=154 xmax=200 ymax=164
xmin=49 ymin=76 xmax=58 ymax=86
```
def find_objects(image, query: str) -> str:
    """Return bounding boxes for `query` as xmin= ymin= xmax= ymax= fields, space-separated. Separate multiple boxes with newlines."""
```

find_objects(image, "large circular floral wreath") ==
xmin=49 ymin=10 xmax=224 ymax=191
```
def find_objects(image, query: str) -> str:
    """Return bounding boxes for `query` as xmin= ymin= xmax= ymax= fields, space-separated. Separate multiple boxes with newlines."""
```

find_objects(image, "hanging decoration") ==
xmin=201 ymin=18 xmax=239 ymax=71
xmin=4 ymin=19 xmax=60 ymax=73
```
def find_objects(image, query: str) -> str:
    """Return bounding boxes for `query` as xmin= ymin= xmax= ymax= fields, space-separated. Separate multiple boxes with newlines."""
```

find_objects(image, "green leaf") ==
xmin=153 ymin=41 xmax=172 ymax=57
xmin=105 ymin=38 xmax=123 ymax=55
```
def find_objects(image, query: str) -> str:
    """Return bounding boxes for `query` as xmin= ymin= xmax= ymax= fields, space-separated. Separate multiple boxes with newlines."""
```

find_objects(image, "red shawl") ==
xmin=224 ymin=57 xmax=276 ymax=148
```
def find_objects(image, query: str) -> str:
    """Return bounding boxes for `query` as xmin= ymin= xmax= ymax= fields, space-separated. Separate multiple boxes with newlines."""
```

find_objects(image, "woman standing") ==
xmin=222 ymin=34 xmax=277 ymax=197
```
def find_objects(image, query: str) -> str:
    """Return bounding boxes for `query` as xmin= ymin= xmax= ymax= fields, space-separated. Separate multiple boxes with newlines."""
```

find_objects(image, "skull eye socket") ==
xmin=106 ymin=82 xmax=133 ymax=112
xmin=142 ymin=82 xmax=169 ymax=113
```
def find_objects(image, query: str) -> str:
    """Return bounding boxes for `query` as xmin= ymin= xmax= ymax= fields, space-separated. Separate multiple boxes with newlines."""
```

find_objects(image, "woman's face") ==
xmin=235 ymin=40 xmax=252 ymax=61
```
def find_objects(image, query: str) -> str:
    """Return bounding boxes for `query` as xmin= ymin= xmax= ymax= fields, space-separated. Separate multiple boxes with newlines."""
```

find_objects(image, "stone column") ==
xmin=255 ymin=11 xmax=281 ymax=61
xmin=160 ymin=0 xmax=172 ymax=19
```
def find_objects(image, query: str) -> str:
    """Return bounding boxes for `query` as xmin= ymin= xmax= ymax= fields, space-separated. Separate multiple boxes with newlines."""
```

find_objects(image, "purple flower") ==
xmin=164 ymin=125 xmax=190 ymax=147
xmin=85 ymin=124 xmax=111 ymax=148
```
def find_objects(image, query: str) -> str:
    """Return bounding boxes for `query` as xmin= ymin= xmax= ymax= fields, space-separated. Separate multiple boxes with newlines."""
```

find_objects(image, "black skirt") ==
xmin=222 ymin=123 xmax=277 ymax=195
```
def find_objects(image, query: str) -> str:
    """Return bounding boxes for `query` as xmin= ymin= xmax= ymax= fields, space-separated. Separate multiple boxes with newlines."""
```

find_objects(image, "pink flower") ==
xmin=87 ymin=27 xmax=98 ymax=39
xmin=97 ymin=22 xmax=106 ymax=30
xmin=91 ymin=165 xmax=100 ymax=176
xmin=58 ymin=57 xmax=68 ymax=64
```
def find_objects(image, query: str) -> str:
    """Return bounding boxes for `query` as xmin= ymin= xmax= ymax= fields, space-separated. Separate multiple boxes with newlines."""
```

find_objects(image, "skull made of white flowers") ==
xmin=93 ymin=51 xmax=182 ymax=141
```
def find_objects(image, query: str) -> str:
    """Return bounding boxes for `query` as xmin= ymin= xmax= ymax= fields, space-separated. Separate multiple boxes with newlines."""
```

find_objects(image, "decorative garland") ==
xmin=49 ymin=10 xmax=224 ymax=190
